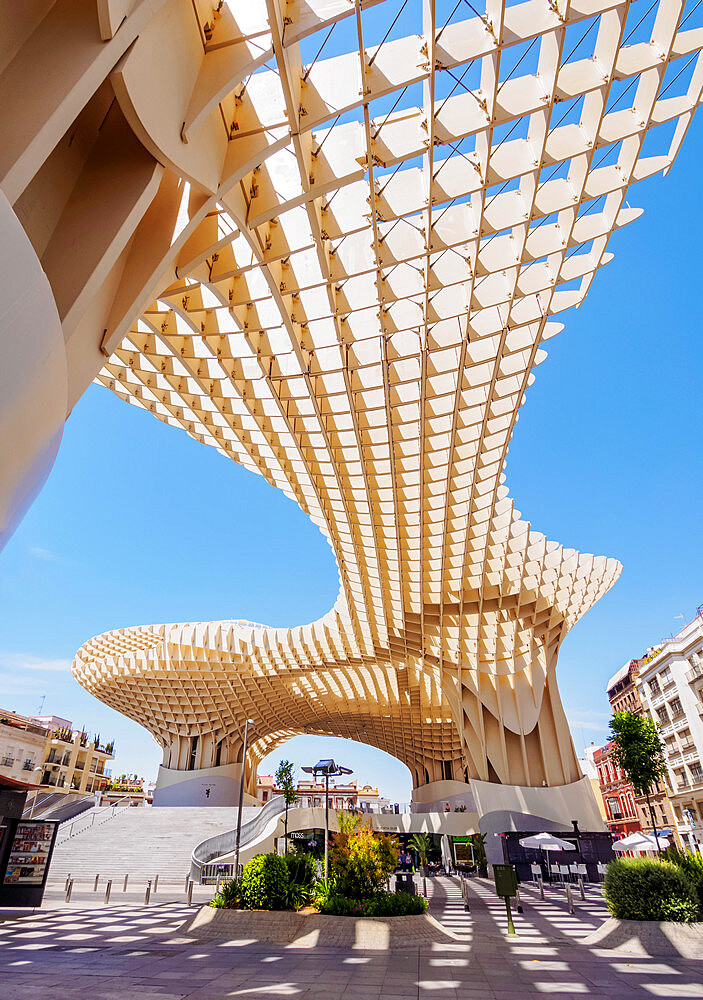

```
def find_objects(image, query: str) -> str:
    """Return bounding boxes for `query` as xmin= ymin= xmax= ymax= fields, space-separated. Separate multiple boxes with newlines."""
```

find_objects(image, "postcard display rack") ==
xmin=0 ymin=818 xmax=59 ymax=906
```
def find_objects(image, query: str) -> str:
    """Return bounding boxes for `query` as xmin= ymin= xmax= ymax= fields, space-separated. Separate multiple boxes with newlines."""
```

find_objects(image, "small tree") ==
xmin=330 ymin=813 xmax=399 ymax=898
xmin=610 ymin=711 xmax=668 ymax=852
xmin=275 ymin=759 xmax=298 ymax=853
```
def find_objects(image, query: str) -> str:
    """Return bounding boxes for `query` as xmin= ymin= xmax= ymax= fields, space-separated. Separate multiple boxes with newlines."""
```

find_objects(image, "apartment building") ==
xmin=0 ymin=709 xmax=115 ymax=800
xmin=636 ymin=609 xmax=703 ymax=851
xmin=0 ymin=711 xmax=47 ymax=784
xmin=592 ymin=741 xmax=641 ymax=839
xmin=606 ymin=658 xmax=676 ymax=839
xmin=256 ymin=776 xmax=389 ymax=812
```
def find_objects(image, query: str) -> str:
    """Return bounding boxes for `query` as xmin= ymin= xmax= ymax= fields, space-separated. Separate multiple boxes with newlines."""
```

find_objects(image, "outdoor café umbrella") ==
xmin=519 ymin=832 xmax=574 ymax=851
xmin=612 ymin=832 xmax=670 ymax=853
xmin=519 ymin=832 xmax=574 ymax=880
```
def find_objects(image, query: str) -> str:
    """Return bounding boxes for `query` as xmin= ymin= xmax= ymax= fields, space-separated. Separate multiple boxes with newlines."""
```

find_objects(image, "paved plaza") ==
xmin=0 ymin=877 xmax=701 ymax=999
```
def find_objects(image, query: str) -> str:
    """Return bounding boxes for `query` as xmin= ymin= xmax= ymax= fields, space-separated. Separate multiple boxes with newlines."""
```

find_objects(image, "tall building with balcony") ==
xmin=0 ymin=709 xmax=115 ymax=804
xmin=636 ymin=609 xmax=703 ymax=851
xmin=0 ymin=710 xmax=48 ymax=785
xmin=606 ymin=658 xmax=676 ymax=840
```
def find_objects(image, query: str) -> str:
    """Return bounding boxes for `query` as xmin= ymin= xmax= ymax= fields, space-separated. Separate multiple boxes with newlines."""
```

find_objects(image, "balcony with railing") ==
xmin=686 ymin=664 xmax=703 ymax=683
xmin=1 ymin=756 xmax=14 ymax=767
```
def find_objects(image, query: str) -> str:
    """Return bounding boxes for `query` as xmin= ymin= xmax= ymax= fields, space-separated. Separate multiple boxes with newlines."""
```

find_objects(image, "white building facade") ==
xmin=636 ymin=610 xmax=703 ymax=851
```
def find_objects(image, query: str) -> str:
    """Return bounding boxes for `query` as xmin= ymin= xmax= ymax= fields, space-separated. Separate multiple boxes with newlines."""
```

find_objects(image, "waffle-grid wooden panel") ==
xmin=72 ymin=0 xmax=702 ymax=790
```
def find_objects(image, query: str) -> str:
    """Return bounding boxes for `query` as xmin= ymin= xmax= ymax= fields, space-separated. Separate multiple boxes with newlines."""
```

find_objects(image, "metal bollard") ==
xmin=538 ymin=875 xmax=544 ymax=901
xmin=566 ymin=884 xmax=574 ymax=914
xmin=104 ymin=880 xmax=112 ymax=904
xmin=515 ymin=885 xmax=523 ymax=914
xmin=123 ymin=874 xmax=129 ymax=892
xmin=578 ymin=875 xmax=585 ymax=901
xmin=184 ymin=872 xmax=190 ymax=893
xmin=94 ymin=873 xmax=100 ymax=891
xmin=187 ymin=880 xmax=194 ymax=906
xmin=153 ymin=874 xmax=159 ymax=894
xmin=215 ymin=874 xmax=221 ymax=895
xmin=64 ymin=874 xmax=71 ymax=892
xmin=144 ymin=880 xmax=151 ymax=905
xmin=65 ymin=878 xmax=73 ymax=903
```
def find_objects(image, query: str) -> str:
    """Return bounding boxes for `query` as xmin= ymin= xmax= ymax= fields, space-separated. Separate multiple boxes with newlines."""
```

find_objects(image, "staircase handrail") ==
xmin=190 ymin=796 xmax=286 ymax=881
xmin=56 ymin=796 xmax=134 ymax=844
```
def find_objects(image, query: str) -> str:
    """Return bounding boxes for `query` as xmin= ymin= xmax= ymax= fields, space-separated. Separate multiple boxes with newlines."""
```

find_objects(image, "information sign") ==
xmin=454 ymin=843 xmax=474 ymax=863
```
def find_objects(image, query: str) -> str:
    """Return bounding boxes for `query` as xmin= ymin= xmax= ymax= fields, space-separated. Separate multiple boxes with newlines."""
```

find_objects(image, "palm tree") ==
xmin=408 ymin=832 xmax=432 ymax=896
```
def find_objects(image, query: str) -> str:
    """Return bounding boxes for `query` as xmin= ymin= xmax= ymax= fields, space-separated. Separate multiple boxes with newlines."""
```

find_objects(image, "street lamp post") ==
xmin=234 ymin=718 xmax=254 ymax=880
xmin=301 ymin=759 xmax=352 ymax=880
xmin=28 ymin=767 xmax=44 ymax=818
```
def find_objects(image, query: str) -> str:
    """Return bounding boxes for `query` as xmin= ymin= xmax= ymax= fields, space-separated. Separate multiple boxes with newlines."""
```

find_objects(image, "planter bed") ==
xmin=583 ymin=918 xmax=703 ymax=960
xmin=179 ymin=905 xmax=458 ymax=949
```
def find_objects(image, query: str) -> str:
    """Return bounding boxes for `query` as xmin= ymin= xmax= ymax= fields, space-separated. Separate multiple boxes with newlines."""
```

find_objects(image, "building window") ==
xmin=669 ymin=697 xmax=683 ymax=717
xmin=656 ymin=706 xmax=669 ymax=725
xmin=649 ymin=677 xmax=660 ymax=695
xmin=690 ymin=762 xmax=703 ymax=784
xmin=607 ymin=797 xmax=622 ymax=820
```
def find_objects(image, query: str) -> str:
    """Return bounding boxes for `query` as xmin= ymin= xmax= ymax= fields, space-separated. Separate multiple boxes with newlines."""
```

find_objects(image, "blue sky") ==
xmin=1 ymin=116 xmax=701 ymax=804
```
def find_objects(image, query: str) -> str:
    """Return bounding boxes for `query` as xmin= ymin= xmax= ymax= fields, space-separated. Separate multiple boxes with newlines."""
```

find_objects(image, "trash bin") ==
xmin=394 ymin=873 xmax=416 ymax=895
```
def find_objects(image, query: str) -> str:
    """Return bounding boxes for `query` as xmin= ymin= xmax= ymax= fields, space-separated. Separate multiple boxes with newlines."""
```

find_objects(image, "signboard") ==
xmin=493 ymin=863 xmax=517 ymax=898
xmin=0 ymin=819 xmax=58 ymax=907
xmin=454 ymin=843 xmax=474 ymax=863
xmin=4 ymin=821 xmax=55 ymax=885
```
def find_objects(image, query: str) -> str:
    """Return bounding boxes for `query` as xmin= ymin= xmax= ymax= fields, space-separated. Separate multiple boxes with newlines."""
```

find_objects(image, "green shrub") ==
xmin=664 ymin=847 xmax=703 ymax=918
xmin=209 ymin=878 xmax=239 ymax=909
xmin=319 ymin=891 xmax=428 ymax=917
xmin=330 ymin=813 xmax=399 ymax=898
xmin=282 ymin=852 xmax=317 ymax=910
xmin=283 ymin=852 xmax=316 ymax=888
xmin=604 ymin=858 xmax=698 ymax=923
xmin=239 ymin=853 xmax=290 ymax=910
xmin=313 ymin=877 xmax=336 ymax=909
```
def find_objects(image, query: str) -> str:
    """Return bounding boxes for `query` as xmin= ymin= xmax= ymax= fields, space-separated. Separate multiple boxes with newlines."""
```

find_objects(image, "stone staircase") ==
xmin=47 ymin=806 xmax=259 ymax=884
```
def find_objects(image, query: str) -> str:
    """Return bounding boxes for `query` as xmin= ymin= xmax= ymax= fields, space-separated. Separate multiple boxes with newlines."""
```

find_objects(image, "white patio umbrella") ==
xmin=519 ymin=832 xmax=574 ymax=851
xmin=612 ymin=832 xmax=669 ymax=852
xmin=519 ymin=832 xmax=575 ymax=881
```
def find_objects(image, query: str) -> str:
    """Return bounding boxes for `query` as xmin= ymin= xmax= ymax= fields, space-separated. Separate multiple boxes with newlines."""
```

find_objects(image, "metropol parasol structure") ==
xmin=1 ymin=1 xmax=701 ymax=821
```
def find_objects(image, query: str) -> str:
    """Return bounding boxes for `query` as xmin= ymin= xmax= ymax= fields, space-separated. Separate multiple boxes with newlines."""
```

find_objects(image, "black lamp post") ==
xmin=301 ymin=758 xmax=352 ymax=879
xmin=234 ymin=718 xmax=254 ymax=879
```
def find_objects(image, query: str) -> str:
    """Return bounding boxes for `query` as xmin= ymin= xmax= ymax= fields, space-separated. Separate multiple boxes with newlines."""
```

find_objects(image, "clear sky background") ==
xmin=1 ymin=114 xmax=701 ymax=804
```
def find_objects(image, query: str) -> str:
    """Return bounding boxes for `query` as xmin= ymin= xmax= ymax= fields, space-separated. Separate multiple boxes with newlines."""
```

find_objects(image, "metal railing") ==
xmin=190 ymin=796 xmax=286 ymax=883
xmin=56 ymin=796 xmax=134 ymax=844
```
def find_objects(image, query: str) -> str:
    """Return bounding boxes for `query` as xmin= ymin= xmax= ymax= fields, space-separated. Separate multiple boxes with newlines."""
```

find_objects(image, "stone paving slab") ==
xmin=0 ymin=876 xmax=702 ymax=998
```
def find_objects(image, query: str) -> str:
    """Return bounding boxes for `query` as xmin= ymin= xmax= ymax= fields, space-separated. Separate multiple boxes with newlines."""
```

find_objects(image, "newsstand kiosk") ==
xmin=0 ymin=775 xmax=58 ymax=907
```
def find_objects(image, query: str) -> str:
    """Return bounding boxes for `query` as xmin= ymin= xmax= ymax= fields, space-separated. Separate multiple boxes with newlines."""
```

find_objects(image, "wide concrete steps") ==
xmin=47 ymin=807 xmax=257 ymax=883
